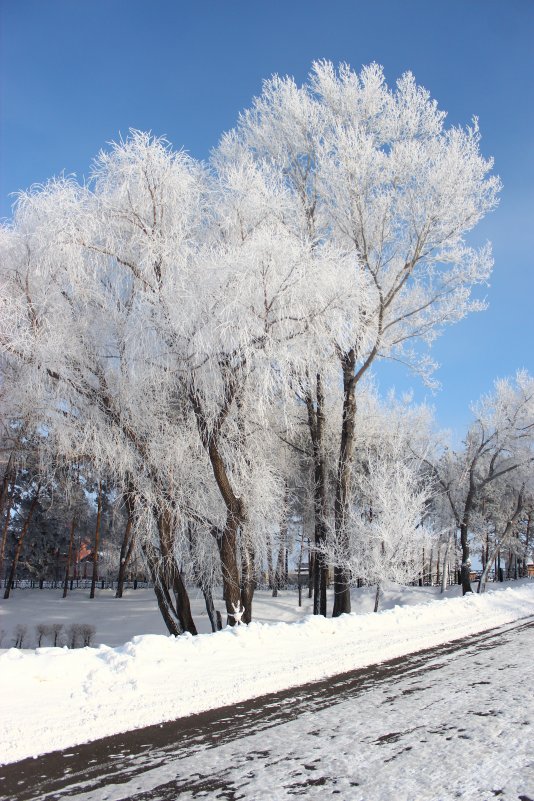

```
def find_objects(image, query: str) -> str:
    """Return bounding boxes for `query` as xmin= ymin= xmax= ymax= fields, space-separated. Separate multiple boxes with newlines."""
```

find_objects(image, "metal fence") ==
xmin=1 ymin=578 xmax=153 ymax=591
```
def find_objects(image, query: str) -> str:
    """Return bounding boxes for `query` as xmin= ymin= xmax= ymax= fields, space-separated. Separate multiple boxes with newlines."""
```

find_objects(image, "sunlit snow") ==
xmin=0 ymin=581 xmax=533 ymax=766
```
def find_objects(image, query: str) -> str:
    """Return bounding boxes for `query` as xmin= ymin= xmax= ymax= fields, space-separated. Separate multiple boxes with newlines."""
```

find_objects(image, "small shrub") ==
xmin=67 ymin=623 xmax=96 ymax=648
xmin=13 ymin=624 xmax=27 ymax=648
xmin=80 ymin=624 xmax=96 ymax=647
xmin=35 ymin=623 xmax=52 ymax=647
xmin=51 ymin=623 xmax=64 ymax=647
xmin=67 ymin=623 xmax=83 ymax=648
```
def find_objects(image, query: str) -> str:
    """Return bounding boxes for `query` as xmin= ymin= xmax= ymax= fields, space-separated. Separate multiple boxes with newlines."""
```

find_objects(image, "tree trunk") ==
xmin=272 ymin=534 xmax=285 ymax=598
xmin=333 ymin=351 xmax=357 ymax=617
xmin=296 ymin=528 xmax=305 ymax=608
xmin=202 ymin=585 xmax=221 ymax=632
xmin=90 ymin=482 xmax=103 ymax=599
xmin=240 ymin=532 xmax=255 ymax=624
xmin=205 ymin=429 xmax=244 ymax=625
xmin=191 ymin=382 xmax=246 ymax=626
xmin=0 ymin=454 xmax=14 ymax=523
xmin=459 ymin=520 xmax=473 ymax=595
xmin=142 ymin=540 xmax=183 ymax=636
xmin=525 ymin=513 xmax=531 ymax=577
xmin=157 ymin=507 xmax=197 ymax=635
xmin=0 ymin=471 xmax=17 ymax=584
xmin=115 ymin=492 xmax=135 ymax=598
xmin=312 ymin=458 xmax=328 ymax=616
xmin=373 ymin=582 xmax=381 ymax=613
xmin=3 ymin=485 xmax=40 ymax=600
xmin=219 ymin=509 xmax=242 ymax=624
xmin=441 ymin=534 xmax=451 ymax=593
xmin=266 ymin=533 xmax=274 ymax=589
xmin=62 ymin=516 xmax=76 ymax=599
xmin=115 ymin=518 xmax=135 ymax=598
xmin=187 ymin=523 xmax=221 ymax=633
xmin=305 ymin=373 xmax=328 ymax=616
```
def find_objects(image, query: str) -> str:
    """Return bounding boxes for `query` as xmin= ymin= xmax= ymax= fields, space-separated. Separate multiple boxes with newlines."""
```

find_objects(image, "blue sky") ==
xmin=1 ymin=0 xmax=533 ymax=437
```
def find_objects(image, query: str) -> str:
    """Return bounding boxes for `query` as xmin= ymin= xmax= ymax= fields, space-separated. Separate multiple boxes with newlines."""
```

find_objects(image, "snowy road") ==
xmin=2 ymin=617 xmax=533 ymax=801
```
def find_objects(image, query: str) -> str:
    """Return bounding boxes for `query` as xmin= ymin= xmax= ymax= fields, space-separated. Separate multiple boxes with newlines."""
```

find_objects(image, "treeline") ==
xmin=1 ymin=62 xmax=532 ymax=635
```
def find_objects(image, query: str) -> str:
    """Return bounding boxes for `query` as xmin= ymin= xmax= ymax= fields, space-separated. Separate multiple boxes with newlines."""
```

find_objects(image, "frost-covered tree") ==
xmin=0 ymin=136 xmax=211 ymax=629
xmin=221 ymin=60 xmax=500 ymax=614
xmin=0 ymin=131 xmax=355 ymax=629
xmin=428 ymin=371 xmax=534 ymax=594
xmin=320 ymin=391 xmax=436 ymax=610
xmin=475 ymin=473 xmax=531 ymax=593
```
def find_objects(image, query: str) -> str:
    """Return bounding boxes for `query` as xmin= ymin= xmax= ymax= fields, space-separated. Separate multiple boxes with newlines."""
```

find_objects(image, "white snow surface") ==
xmin=58 ymin=619 xmax=534 ymax=801
xmin=1 ymin=581 xmax=533 ymax=765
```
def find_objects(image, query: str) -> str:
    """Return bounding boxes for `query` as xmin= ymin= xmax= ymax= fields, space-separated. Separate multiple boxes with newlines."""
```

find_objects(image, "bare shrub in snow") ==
xmin=80 ymin=624 xmax=96 ymax=647
xmin=67 ymin=623 xmax=83 ymax=649
xmin=35 ymin=623 xmax=52 ymax=647
xmin=50 ymin=623 xmax=64 ymax=647
xmin=13 ymin=624 xmax=27 ymax=648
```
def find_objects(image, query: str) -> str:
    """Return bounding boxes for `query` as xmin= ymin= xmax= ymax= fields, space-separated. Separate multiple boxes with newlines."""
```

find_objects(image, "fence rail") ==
xmin=1 ymin=578 xmax=153 ymax=591
xmin=3 ymin=572 xmax=529 ymax=593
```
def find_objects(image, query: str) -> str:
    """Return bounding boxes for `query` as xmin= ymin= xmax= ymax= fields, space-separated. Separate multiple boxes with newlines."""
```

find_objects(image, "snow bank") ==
xmin=1 ymin=583 xmax=533 ymax=765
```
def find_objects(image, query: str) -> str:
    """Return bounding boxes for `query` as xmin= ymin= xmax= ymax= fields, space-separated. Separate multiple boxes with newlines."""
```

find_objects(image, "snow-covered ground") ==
xmin=0 ymin=580 xmax=533 ymax=765
xmin=66 ymin=619 xmax=529 ymax=801
xmin=0 ymin=581 xmax=482 ymax=647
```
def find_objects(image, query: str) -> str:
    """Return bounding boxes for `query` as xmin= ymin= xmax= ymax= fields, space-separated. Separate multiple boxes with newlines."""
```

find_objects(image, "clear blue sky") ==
xmin=1 ymin=0 xmax=533 ymax=437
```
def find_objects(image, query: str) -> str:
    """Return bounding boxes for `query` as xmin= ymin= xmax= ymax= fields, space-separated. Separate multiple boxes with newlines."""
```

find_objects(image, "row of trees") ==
xmin=1 ymin=62 xmax=532 ymax=635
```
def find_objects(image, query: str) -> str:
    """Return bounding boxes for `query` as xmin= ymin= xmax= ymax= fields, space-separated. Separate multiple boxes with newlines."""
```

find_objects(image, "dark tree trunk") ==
xmin=459 ymin=522 xmax=473 ymax=595
xmin=333 ymin=351 xmax=357 ymax=617
xmin=525 ymin=513 xmax=532 ymax=577
xmin=187 ymin=523 xmax=221 ymax=633
xmin=296 ymin=528 xmax=305 ymax=608
xmin=157 ymin=507 xmax=197 ymax=635
xmin=218 ymin=509 xmax=242 ymax=623
xmin=90 ymin=482 xmax=103 ymax=599
xmin=62 ymin=516 xmax=76 ymax=599
xmin=142 ymin=540 xmax=183 ymax=636
xmin=458 ymin=479 xmax=478 ymax=596
xmin=115 ymin=518 xmax=135 ymax=598
xmin=173 ymin=569 xmax=197 ymax=634
xmin=0 ymin=454 xmax=13 ymax=523
xmin=272 ymin=536 xmax=285 ymax=598
xmin=266 ymin=534 xmax=274 ymax=589
xmin=3 ymin=485 xmax=40 ymax=600
xmin=191 ymin=377 xmax=246 ymax=626
xmin=202 ymin=585 xmax=221 ymax=632
xmin=312 ymin=464 xmax=328 ymax=616
xmin=305 ymin=373 xmax=328 ymax=616
xmin=115 ymin=492 xmax=135 ymax=598
xmin=0 ymin=471 xmax=17 ymax=583
xmin=373 ymin=583 xmax=381 ymax=613
xmin=240 ymin=534 xmax=255 ymax=624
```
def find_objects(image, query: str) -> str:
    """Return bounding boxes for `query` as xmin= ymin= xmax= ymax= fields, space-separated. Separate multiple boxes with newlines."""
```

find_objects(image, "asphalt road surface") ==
xmin=1 ymin=617 xmax=533 ymax=801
